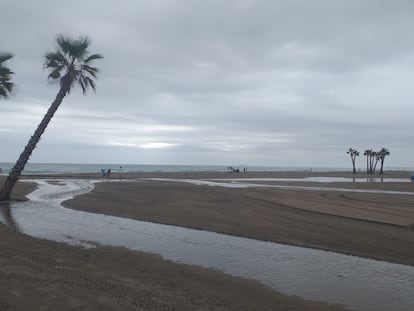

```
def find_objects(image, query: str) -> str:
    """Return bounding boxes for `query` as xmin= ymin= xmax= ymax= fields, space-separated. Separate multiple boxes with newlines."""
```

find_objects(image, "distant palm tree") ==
xmin=0 ymin=35 xmax=103 ymax=201
xmin=378 ymin=148 xmax=390 ymax=175
xmin=363 ymin=149 xmax=372 ymax=173
xmin=0 ymin=53 xmax=14 ymax=98
xmin=347 ymin=148 xmax=359 ymax=173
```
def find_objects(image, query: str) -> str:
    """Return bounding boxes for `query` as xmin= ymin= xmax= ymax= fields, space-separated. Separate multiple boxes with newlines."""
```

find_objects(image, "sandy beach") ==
xmin=0 ymin=176 xmax=354 ymax=311
xmin=0 ymin=222 xmax=347 ymax=311
xmin=1 ymin=171 xmax=414 ymax=310
xmin=64 ymin=171 xmax=414 ymax=265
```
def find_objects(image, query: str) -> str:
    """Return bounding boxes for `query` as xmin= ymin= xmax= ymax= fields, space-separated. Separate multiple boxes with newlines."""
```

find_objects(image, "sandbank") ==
xmin=62 ymin=171 xmax=414 ymax=265
xmin=0 ymin=176 xmax=352 ymax=310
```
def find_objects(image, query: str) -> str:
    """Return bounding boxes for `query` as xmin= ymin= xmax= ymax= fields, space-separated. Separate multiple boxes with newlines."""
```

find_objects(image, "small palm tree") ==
xmin=0 ymin=35 xmax=103 ymax=201
xmin=347 ymin=148 xmax=359 ymax=174
xmin=378 ymin=148 xmax=390 ymax=175
xmin=0 ymin=53 xmax=14 ymax=98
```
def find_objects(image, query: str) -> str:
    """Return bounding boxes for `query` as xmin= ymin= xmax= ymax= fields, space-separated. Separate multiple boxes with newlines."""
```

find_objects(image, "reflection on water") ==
xmin=147 ymin=178 xmax=414 ymax=195
xmin=2 ymin=179 xmax=414 ymax=311
xmin=209 ymin=177 xmax=412 ymax=183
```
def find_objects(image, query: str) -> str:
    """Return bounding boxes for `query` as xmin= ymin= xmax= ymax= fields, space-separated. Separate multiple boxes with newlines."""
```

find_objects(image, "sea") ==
xmin=0 ymin=162 xmax=353 ymax=175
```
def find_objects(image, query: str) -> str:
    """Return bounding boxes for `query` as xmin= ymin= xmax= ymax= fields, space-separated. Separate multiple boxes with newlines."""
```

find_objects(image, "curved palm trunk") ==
xmin=366 ymin=156 xmax=369 ymax=173
xmin=0 ymin=84 xmax=69 ymax=201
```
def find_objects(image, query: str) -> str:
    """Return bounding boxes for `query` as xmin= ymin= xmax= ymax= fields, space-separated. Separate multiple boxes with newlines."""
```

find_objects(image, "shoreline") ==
xmin=4 ymin=172 xmax=414 ymax=266
xmin=0 ymin=176 xmax=354 ymax=310
xmin=0 ymin=225 xmax=351 ymax=311
xmin=2 ymin=172 xmax=414 ymax=309
xmin=58 ymin=172 xmax=414 ymax=266
xmin=12 ymin=168 xmax=414 ymax=180
xmin=2 ymin=171 xmax=413 ymax=309
xmin=5 ymin=171 xmax=414 ymax=266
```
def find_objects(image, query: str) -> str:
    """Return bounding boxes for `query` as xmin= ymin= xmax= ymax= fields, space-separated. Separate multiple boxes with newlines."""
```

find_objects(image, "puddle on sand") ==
xmin=210 ymin=177 xmax=412 ymax=183
xmin=1 ymin=179 xmax=414 ymax=311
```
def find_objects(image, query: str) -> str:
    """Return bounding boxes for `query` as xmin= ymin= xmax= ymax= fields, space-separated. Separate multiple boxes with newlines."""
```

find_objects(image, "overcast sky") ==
xmin=1 ymin=0 xmax=414 ymax=168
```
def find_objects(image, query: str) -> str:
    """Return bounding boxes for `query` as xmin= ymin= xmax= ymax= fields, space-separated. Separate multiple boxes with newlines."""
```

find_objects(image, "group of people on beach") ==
xmin=101 ymin=168 xmax=111 ymax=178
xmin=227 ymin=166 xmax=247 ymax=173
xmin=101 ymin=166 xmax=123 ymax=179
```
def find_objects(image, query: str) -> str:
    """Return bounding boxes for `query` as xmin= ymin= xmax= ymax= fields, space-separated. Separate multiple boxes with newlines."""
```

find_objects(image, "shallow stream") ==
xmin=1 ymin=179 xmax=413 ymax=311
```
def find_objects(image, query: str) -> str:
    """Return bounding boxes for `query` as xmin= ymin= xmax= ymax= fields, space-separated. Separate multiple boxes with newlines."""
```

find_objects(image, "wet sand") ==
xmin=0 ymin=176 xmax=351 ymax=310
xmin=63 ymin=171 xmax=414 ymax=266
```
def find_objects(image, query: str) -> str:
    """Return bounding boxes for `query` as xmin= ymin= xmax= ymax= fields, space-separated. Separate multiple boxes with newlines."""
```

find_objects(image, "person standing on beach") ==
xmin=118 ymin=166 xmax=123 ymax=179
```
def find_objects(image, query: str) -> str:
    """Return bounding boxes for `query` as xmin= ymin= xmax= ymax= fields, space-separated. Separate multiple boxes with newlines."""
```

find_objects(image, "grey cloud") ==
xmin=1 ymin=0 xmax=414 ymax=167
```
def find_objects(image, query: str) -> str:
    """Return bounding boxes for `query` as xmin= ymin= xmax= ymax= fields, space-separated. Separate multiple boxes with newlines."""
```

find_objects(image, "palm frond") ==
xmin=82 ymin=64 xmax=99 ymax=78
xmin=0 ymin=67 xmax=13 ymax=76
xmin=73 ymin=37 xmax=91 ymax=59
xmin=84 ymin=53 xmax=103 ymax=63
xmin=0 ymin=81 xmax=13 ymax=97
xmin=85 ymin=76 xmax=96 ymax=92
xmin=48 ymin=68 xmax=61 ymax=82
xmin=3 ymin=81 xmax=13 ymax=92
xmin=78 ymin=74 xmax=96 ymax=94
xmin=0 ymin=53 xmax=13 ymax=64
xmin=0 ymin=53 xmax=14 ymax=98
xmin=79 ymin=77 xmax=87 ymax=93
xmin=44 ymin=51 xmax=68 ymax=67
xmin=56 ymin=34 xmax=74 ymax=55
xmin=0 ymin=86 xmax=7 ymax=97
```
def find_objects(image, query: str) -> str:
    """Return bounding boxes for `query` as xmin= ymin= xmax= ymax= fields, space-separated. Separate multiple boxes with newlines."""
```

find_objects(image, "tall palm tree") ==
xmin=378 ymin=148 xmax=390 ymax=175
xmin=0 ymin=35 xmax=103 ymax=201
xmin=347 ymin=148 xmax=359 ymax=174
xmin=0 ymin=53 xmax=14 ymax=98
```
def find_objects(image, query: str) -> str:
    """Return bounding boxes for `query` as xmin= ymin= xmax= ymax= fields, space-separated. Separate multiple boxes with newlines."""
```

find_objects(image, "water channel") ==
xmin=1 ymin=179 xmax=413 ymax=311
